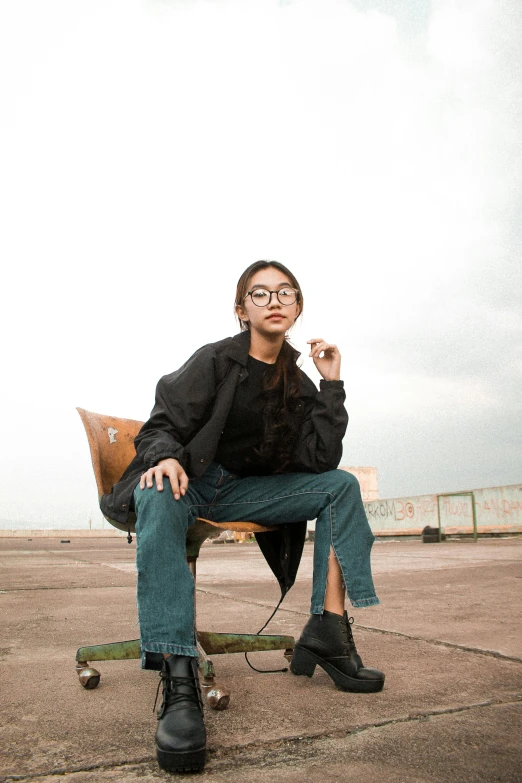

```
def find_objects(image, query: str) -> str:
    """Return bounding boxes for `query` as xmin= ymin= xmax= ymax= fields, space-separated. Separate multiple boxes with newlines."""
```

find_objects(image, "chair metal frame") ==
xmin=75 ymin=408 xmax=294 ymax=709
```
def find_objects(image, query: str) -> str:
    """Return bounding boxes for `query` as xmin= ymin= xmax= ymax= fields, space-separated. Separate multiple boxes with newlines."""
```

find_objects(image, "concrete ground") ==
xmin=0 ymin=536 xmax=521 ymax=783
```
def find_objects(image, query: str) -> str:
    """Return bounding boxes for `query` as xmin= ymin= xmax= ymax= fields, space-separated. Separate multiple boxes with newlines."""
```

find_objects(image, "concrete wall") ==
xmin=364 ymin=483 xmax=522 ymax=536
xmin=364 ymin=493 xmax=438 ymax=535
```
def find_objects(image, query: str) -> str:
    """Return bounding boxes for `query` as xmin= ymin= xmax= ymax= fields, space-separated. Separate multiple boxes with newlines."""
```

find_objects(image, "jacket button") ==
xmin=122 ymin=504 xmax=127 ymax=509
xmin=200 ymin=458 xmax=205 ymax=463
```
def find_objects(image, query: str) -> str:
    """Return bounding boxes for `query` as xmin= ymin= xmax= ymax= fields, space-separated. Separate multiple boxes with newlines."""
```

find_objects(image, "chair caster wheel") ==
xmin=76 ymin=664 xmax=101 ymax=689
xmin=206 ymin=686 xmax=230 ymax=710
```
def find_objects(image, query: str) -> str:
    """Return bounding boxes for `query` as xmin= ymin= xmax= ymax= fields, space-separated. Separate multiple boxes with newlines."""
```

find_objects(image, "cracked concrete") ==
xmin=0 ymin=537 xmax=521 ymax=782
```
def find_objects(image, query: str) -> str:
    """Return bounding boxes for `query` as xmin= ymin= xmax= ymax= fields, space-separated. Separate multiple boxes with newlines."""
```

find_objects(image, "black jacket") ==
xmin=101 ymin=330 xmax=348 ymax=595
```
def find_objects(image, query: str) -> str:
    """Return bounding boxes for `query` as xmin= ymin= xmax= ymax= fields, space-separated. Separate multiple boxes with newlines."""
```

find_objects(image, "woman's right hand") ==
xmin=139 ymin=458 xmax=189 ymax=500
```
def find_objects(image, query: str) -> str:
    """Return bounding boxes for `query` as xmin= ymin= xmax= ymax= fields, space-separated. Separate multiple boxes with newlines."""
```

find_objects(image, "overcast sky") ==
xmin=0 ymin=0 xmax=520 ymax=529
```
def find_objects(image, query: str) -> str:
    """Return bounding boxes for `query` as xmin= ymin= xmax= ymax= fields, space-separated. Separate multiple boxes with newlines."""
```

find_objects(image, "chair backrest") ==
xmin=77 ymin=407 xmax=276 ymax=539
xmin=77 ymin=407 xmax=143 ymax=498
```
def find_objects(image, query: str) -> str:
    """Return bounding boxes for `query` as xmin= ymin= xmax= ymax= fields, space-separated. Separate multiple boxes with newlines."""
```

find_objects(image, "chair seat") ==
xmin=196 ymin=518 xmax=275 ymax=533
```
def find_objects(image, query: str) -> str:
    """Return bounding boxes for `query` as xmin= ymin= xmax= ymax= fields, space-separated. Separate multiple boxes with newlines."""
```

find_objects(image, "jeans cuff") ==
xmin=350 ymin=596 xmax=381 ymax=608
xmin=140 ymin=641 xmax=199 ymax=669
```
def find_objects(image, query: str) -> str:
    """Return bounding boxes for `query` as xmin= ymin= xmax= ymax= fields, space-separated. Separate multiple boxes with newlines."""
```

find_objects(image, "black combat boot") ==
xmin=155 ymin=655 xmax=207 ymax=772
xmin=291 ymin=610 xmax=385 ymax=693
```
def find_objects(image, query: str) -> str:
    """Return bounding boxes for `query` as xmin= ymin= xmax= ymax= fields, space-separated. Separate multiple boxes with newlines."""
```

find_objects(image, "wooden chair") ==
xmin=75 ymin=408 xmax=295 ymax=709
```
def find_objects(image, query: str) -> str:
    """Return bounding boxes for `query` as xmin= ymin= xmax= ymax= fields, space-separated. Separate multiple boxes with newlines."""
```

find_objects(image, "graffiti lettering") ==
xmin=365 ymin=499 xmax=419 ymax=523
xmin=365 ymin=500 xmax=396 ymax=520
xmin=477 ymin=497 xmax=522 ymax=517
xmin=418 ymin=500 xmax=436 ymax=515
xmin=503 ymin=499 xmax=522 ymax=514
xmin=396 ymin=501 xmax=415 ymax=521
xmin=441 ymin=498 xmax=471 ymax=517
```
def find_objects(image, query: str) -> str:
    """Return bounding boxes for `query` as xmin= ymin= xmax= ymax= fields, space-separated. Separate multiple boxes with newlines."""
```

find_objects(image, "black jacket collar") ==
xmin=222 ymin=330 xmax=301 ymax=367
xmin=222 ymin=330 xmax=251 ymax=366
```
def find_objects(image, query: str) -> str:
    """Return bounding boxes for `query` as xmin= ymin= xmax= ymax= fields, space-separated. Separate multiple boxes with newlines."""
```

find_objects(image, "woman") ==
xmin=101 ymin=260 xmax=383 ymax=773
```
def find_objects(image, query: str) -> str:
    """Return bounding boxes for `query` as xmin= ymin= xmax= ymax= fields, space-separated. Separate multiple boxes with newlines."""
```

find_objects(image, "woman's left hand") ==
xmin=307 ymin=338 xmax=341 ymax=381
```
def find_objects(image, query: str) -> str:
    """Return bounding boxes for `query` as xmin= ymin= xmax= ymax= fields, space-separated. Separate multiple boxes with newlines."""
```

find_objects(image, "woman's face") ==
xmin=236 ymin=266 xmax=301 ymax=338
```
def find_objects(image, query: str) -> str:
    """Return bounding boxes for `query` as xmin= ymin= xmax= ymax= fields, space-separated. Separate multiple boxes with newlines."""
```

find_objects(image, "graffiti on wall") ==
xmin=364 ymin=485 xmax=522 ymax=533
xmin=364 ymin=495 xmax=438 ymax=529
xmin=475 ymin=496 xmax=522 ymax=518
xmin=439 ymin=496 xmax=472 ymax=518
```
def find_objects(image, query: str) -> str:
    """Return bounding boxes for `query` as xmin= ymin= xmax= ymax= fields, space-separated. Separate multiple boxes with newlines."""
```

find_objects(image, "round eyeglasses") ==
xmin=244 ymin=287 xmax=299 ymax=307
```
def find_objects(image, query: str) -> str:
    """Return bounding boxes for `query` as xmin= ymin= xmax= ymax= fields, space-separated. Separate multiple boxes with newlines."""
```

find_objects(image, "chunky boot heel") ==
xmin=290 ymin=644 xmax=317 ymax=677
xmin=156 ymin=746 xmax=206 ymax=773
xmin=294 ymin=611 xmax=385 ymax=693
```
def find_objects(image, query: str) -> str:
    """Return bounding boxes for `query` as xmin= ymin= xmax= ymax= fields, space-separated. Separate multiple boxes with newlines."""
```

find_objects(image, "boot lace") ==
xmin=153 ymin=671 xmax=203 ymax=719
xmin=339 ymin=615 xmax=356 ymax=654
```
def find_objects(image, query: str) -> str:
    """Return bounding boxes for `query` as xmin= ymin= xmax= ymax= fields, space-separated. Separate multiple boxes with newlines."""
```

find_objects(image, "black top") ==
xmin=214 ymin=355 xmax=277 ymax=475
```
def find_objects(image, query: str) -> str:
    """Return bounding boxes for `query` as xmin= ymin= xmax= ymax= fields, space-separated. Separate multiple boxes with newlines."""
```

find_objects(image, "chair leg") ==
xmin=75 ymin=634 xmax=294 ymax=691
xmin=197 ymin=631 xmax=294 ymax=659
xmin=197 ymin=641 xmax=231 ymax=711
xmin=75 ymin=639 xmax=140 ymax=689
xmin=195 ymin=633 xmax=295 ymax=710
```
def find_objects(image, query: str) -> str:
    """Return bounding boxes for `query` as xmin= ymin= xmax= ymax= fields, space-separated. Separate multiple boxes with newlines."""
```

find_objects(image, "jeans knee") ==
xmin=134 ymin=480 xmax=182 ymax=528
xmin=135 ymin=477 xmax=171 ymax=504
xmin=331 ymin=468 xmax=360 ymax=493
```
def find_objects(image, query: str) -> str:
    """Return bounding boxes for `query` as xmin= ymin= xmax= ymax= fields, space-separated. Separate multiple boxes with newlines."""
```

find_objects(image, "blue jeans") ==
xmin=134 ymin=463 xmax=379 ymax=666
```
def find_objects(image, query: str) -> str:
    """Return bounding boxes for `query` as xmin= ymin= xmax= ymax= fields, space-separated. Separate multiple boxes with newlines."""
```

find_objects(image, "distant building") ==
xmin=339 ymin=466 xmax=379 ymax=501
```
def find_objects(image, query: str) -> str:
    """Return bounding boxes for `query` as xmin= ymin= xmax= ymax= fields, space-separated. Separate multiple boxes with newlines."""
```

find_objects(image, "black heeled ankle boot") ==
xmin=291 ymin=610 xmax=385 ymax=693
xmin=155 ymin=655 xmax=207 ymax=772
